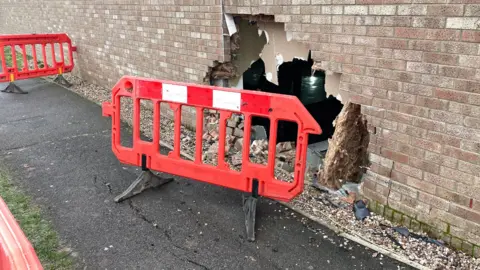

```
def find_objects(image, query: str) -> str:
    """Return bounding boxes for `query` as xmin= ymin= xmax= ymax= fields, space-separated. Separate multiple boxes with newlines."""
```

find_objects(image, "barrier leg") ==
xmin=53 ymin=74 xmax=73 ymax=87
xmin=114 ymin=155 xmax=173 ymax=203
xmin=243 ymin=179 xmax=259 ymax=242
xmin=1 ymin=82 xmax=27 ymax=94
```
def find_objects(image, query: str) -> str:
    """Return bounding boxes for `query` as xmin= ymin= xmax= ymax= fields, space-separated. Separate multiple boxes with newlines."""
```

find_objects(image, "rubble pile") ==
xmin=50 ymin=74 xmax=480 ymax=269
xmin=200 ymin=111 xmax=295 ymax=181
xmin=292 ymin=186 xmax=480 ymax=269
xmin=318 ymin=103 xmax=369 ymax=189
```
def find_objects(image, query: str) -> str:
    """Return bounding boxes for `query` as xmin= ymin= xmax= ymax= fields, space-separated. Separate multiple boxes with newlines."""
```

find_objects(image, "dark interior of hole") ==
xmin=244 ymin=51 xmax=344 ymax=145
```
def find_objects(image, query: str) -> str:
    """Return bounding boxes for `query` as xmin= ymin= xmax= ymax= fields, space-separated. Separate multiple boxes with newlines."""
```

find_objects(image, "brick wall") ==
xmin=2 ymin=0 xmax=480 ymax=248
xmin=0 ymin=0 xmax=226 ymax=86
xmin=223 ymin=1 xmax=480 ymax=249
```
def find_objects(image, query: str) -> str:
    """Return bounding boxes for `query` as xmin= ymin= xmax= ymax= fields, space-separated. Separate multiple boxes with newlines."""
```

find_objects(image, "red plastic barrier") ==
xmin=0 ymin=33 xmax=76 ymax=83
xmin=0 ymin=197 xmax=42 ymax=270
xmin=103 ymin=76 xmax=321 ymax=202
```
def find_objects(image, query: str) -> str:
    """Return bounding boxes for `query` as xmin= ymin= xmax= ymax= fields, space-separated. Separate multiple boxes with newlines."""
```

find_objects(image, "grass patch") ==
xmin=0 ymin=169 xmax=74 ymax=270
xmin=3 ymin=46 xmax=25 ymax=67
xmin=1 ymin=46 xmax=38 ymax=71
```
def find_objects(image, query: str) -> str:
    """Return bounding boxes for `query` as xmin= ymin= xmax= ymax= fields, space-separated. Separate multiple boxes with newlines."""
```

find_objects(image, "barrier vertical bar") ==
xmin=267 ymin=119 xmax=278 ymax=177
xmin=0 ymin=46 xmax=6 ymax=74
xmin=217 ymin=111 xmax=228 ymax=169
xmin=11 ymin=46 xmax=17 ymax=70
xmin=153 ymin=101 xmax=160 ymax=153
xmin=133 ymin=97 xmax=141 ymax=144
xmin=59 ymin=43 xmax=65 ymax=65
xmin=20 ymin=45 xmax=27 ymax=70
xmin=173 ymin=105 xmax=181 ymax=158
xmin=50 ymin=43 xmax=57 ymax=66
xmin=41 ymin=44 xmax=47 ymax=68
xmin=195 ymin=107 xmax=203 ymax=163
xmin=32 ymin=45 xmax=38 ymax=70
xmin=242 ymin=114 xmax=252 ymax=162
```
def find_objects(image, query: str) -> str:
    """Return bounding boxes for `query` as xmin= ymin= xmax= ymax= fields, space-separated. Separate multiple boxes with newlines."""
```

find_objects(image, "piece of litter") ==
xmin=109 ymin=245 xmax=113 ymax=248
xmin=104 ymin=247 xmax=108 ymax=251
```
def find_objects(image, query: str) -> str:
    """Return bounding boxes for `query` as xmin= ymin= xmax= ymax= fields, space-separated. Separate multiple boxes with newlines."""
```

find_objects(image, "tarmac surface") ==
xmin=0 ymin=79 xmax=410 ymax=269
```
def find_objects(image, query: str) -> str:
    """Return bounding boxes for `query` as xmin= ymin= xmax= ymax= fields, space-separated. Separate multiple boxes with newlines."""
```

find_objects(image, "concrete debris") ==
xmin=54 ymin=74 xmax=480 ymax=270
xmin=230 ymin=32 xmax=241 ymax=54
xmin=317 ymin=103 xmax=369 ymax=189
xmin=251 ymin=125 xmax=267 ymax=141
xmin=209 ymin=61 xmax=237 ymax=80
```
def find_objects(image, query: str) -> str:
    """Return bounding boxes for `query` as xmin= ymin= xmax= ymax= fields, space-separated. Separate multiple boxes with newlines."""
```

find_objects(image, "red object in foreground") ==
xmin=103 ymin=76 xmax=320 ymax=241
xmin=0 ymin=197 xmax=42 ymax=270
xmin=0 ymin=34 xmax=76 ymax=93
xmin=103 ymin=76 xmax=321 ymax=202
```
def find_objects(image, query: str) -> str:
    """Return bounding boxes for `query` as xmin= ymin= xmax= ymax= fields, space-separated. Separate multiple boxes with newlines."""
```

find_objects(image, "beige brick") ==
xmin=311 ymin=15 xmax=332 ymax=24
xmin=458 ymin=161 xmax=480 ymax=177
xmin=344 ymin=5 xmax=368 ymax=15
xmin=321 ymin=5 xmax=343 ymax=15
xmin=397 ymin=5 xmax=427 ymax=15
xmin=446 ymin=18 xmax=479 ymax=30
xmin=354 ymin=36 xmax=377 ymax=46
xmin=409 ymin=40 xmax=441 ymax=52
xmin=393 ymin=50 xmax=423 ymax=61
xmin=369 ymin=5 xmax=396 ymax=15
xmin=443 ymin=145 xmax=480 ymax=165
xmin=464 ymin=4 xmax=480 ymax=16
xmin=439 ymin=66 xmax=477 ymax=80
xmin=394 ymin=163 xmax=423 ymax=179
xmin=382 ymin=16 xmax=412 ymax=27
xmin=342 ymin=25 xmax=367 ymax=35
xmin=426 ymin=131 xmax=461 ymax=148
xmin=356 ymin=16 xmax=383 ymax=26
xmin=403 ymin=83 xmax=433 ymax=96
xmin=388 ymin=91 xmax=416 ymax=104
xmin=367 ymin=26 xmax=394 ymax=37
xmin=440 ymin=166 xmax=475 ymax=185
xmin=441 ymin=41 xmax=478 ymax=55
xmin=459 ymin=55 xmax=480 ymax=69
xmin=406 ymin=62 xmax=438 ymax=75
xmin=426 ymin=5 xmax=464 ymax=16
xmin=465 ymin=116 xmax=480 ymax=129
xmin=412 ymin=17 xmax=446 ymax=28
xmin=425 ymin=151 xmax=458 ymax=169
xmin=430 ymin=109 xmax=464 ymax=124
xmin=423 ymin=75 xmax=455 ymax=88
xmin=331 ymin=34 xmax=353 ymax=44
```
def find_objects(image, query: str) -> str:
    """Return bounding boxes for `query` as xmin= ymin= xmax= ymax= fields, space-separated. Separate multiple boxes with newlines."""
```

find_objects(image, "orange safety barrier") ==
xmin=0 ymin=197 xmax=42 ymax=270
xmin=0 ymin=33 xmax=76 ymax=94
xmin=102 ymin=76 xmax=321 ymax=240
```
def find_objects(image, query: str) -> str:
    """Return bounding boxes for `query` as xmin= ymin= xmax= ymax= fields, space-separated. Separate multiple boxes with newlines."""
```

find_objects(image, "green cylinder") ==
xmin=299 ymin=71 xmax=327 ymax=105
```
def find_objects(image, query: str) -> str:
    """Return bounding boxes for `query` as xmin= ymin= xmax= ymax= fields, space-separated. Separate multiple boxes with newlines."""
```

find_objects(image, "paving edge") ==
xmin=49 ymin=79 xmax=429 ymax=270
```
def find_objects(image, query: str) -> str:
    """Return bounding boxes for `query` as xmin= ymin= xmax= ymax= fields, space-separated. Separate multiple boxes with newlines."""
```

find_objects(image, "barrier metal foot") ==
xmin=114 ymin=170 xmax=173 ymax=203
xmin=54 ymin=74 xmax=72 ymax=87
xmin=1 ymin=83 xmax=27 ymax=94
xmin=243 ymin=179 xmax=259 ymax=242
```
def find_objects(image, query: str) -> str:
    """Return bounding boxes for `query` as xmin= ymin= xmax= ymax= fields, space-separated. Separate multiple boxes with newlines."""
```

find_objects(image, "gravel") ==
xmin=50 ymin=74 xmax=480 ymax=270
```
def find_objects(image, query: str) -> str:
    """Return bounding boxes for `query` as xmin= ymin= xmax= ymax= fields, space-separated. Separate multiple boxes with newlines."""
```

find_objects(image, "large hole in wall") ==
xmin=201 ymin=15 xmax=370 ymax=188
